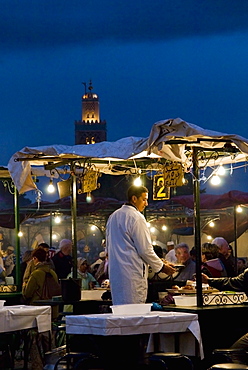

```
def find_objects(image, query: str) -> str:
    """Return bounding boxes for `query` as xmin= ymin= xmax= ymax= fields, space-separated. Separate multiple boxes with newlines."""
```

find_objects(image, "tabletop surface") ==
xmin=66 ymin=310 xmax=204 ymax=359
xmin=66 ymin=311 xmax=199 ymax=335
xmin=0 ymin=305 xmax=51 ymax=333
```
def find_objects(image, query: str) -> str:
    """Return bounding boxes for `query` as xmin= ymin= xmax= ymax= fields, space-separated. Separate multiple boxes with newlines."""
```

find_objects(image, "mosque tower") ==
xmin=75 ymin=81 xmax=107 ymax=144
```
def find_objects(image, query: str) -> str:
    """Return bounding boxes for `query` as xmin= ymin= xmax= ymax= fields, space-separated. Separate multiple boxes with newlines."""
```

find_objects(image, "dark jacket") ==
xmin=218 ymin=253 xmax=236 ymax=277
xmin=52 ymin=251 xmax=73 ymax=279
xmin=22 ymin=262 xmax=59 ymax=304
xmin=208 ymin=268 xmax=248 ymax=296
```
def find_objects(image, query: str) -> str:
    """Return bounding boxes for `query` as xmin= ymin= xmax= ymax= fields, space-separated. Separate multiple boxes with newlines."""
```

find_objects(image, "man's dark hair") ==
xmin=127 ymin=185 xmax=148 ymax=201
xmin=38 ymin=243 xmax=50 ymax=250
xmin=32 ymin=247 xmax=47 ymax=262
xmin=153 ymin=245 xmax=163 ymax=259
xmin=202 ymin=243 xmax=219 ymax=260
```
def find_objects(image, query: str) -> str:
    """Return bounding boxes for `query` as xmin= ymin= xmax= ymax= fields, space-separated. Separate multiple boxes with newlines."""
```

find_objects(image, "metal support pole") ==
xmin=192 ymin=147 xmax=203 ymax=306
xmin=14 ymin=186 xmax=21 ymax=289
xmin=233 ymin=206 xmax=238 ymax=275
xmin=71 ymin=166 xmax=78 ymax=278
xmin=49 ymin=211 xmax=52 ymax=248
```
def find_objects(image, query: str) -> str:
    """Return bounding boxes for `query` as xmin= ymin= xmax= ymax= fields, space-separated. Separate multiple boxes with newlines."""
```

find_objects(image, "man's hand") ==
xmin=201 ymin=273 xmax=209 ymax=284
xmin=160 ymin=261 xmax=176 ymax=275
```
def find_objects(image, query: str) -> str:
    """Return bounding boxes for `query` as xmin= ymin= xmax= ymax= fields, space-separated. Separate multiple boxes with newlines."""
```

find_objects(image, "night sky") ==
xmin=2 ymin=1 xmax=248 ymax=199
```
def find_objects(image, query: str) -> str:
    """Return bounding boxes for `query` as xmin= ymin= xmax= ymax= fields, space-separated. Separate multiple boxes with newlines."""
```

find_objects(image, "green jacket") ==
xmin=22 ymin=262 xmax=59 ymax=304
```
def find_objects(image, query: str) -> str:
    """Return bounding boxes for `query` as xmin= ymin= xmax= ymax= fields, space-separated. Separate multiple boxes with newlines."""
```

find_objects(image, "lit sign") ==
xmin=153 ymin=175 xmax=170 ymax=200
xmin=163 ymin=162 xmax=184 ymax=187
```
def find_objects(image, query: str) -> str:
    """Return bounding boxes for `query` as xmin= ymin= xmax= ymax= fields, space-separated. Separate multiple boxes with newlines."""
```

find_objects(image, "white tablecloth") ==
xmin=0 ymin=305 xmax=51 ymax=333
xmin=66 ymin=311 xmax=204 ymax=359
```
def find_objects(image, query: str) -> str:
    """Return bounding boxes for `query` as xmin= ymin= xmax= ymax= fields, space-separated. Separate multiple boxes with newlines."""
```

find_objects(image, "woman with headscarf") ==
xmin=67 ymin=257 xmax=99 ymax=290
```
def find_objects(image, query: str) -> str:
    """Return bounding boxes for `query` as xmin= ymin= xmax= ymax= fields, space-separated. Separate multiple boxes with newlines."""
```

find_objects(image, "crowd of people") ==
xmin=1 ymin=184 xmax=248 ymax=368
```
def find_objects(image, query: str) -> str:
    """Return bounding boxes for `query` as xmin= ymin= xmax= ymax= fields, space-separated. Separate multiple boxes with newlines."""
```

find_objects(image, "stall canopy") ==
xmin=7 ymin=117 xmax=248 ymax=305
xmin=7 ymin=118 xmax=248 ymax=195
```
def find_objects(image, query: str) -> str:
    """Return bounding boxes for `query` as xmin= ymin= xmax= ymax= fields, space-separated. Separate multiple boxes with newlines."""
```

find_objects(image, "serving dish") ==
xmin=167 ymin=288 xmax=219 ymax=294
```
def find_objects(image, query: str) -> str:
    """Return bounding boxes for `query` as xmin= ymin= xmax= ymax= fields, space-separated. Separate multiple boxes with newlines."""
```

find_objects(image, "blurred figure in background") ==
xmin=237 ymin=258 xmax=247 ymax=274
xmin=212 ymin=237 xmax=236 ymax=277
xmin=4 ymin=246 xmax=15 ymax=277
xmin=201 ymin=242 xmax=227 ymax=278
xmin=95 ymin=252 xmax=109 ymax=286
xmin=165 ymin=241 xmax=177 ymax=264
xmin=20 ymin=250 xmax=33 ymax=283
xmin=52 ymin=239 xmax=73 ymax=279
xmin=90 ymin=250 xmax=106 ymax=277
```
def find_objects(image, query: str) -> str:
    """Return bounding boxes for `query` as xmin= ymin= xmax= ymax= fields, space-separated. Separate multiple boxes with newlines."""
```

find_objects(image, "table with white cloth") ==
xmin=0 ymin=305 xmax=51 ymax=368
xmin=66 ymin=311 xmax=203 ymax=368
xmin=0 ymin=304 xmax=51 ymax=333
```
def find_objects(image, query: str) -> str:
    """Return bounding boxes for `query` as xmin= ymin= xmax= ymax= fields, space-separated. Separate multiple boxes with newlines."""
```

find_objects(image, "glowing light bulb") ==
xmin=207 ymin=235 xmax=212 ymax=240
xmin=162 ymin=225 xmax=167 ymax=231
xmin=210 ymin=175 xmax=221 ymax=186
xmin=150 ymin=227 xmax=156 ymax=233
xmin=18 ymin=231 xmax=23 ymax=237
xmin=209 ymin=221 xmax=215 ymax=227
xmin=236 ymin=205 xmax=242 ymax=213
xmin=54 ymin=215 xmax=61 ymax=224
xmin=91 ymin=225 xmax=97 ymax=231
xmin=217 ymin=164 xmax=225 ymax=176
xmin=86 ymin=192 xmax=92 ymax=203
xmin=133 ymin=176 xmax=142 ymax=186
xmin=47 ymin=179 xmax=55 ymax=193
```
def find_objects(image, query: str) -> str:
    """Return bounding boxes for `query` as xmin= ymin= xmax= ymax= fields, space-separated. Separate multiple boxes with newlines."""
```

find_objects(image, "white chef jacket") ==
xmin=106 ymin=204 xmax=163 ymax=305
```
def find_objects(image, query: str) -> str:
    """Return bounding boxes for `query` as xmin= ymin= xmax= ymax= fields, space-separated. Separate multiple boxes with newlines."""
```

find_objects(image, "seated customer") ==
xmin=212 ymin=237 xmax=236 ymax=277
xmin=23 ymin=243 xmax=55 ymax=287
xmin=201 ymin=242 xmax=227 ymax=278
xmin=22 ymin=247 xmax=59 ymax=304
xmin=67 ymin=257 xmax=99 ymax=290
xmin=172 ymin=243 xmax=196 ymax=282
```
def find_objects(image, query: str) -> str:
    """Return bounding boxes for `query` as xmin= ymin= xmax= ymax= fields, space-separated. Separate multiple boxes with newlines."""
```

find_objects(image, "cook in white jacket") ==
xmin=106 ymin=185 xmax=176 ymax=305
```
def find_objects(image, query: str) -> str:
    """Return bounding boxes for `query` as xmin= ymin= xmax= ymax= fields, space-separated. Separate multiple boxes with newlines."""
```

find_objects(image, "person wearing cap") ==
xmin=165 ymin=241 xmax=177 ymax=264
xmin=106 ymin=185 xmax=176 ymax=305
xmin=52 ymin=239 xmax=73 ymax=279
xmin=90 ymin=250 xmax=106 ymax=272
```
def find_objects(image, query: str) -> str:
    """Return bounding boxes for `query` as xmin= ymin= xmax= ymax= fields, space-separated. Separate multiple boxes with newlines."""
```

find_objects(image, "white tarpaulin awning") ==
xmin=8 ymin=118 xmax=248 ymax=194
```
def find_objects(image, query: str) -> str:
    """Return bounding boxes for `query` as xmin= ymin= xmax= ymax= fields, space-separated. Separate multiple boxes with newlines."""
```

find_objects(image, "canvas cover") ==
xmin=7 ymin=118 xmax=248 ymax=194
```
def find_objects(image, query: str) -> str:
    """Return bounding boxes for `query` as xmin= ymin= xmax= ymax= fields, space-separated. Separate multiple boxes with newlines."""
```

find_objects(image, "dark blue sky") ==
xmin=2 ymin=0 xmax=248 ymax=198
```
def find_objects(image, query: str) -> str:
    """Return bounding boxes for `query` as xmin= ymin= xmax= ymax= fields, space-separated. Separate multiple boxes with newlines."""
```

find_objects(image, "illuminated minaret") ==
xmin=75 ymin=81 xmax=107 ymax=145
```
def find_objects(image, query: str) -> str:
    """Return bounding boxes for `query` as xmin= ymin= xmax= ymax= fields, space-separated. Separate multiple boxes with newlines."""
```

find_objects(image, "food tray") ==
xmin=167 ymin=288 xmax=219 ymax=295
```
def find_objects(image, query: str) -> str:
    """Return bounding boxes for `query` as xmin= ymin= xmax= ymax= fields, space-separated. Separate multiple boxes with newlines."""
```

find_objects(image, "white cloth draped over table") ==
xmin=66 ymin=311 xmax=204 ymax=359
xmin=0 ymin=305 xmax=51 ymax=333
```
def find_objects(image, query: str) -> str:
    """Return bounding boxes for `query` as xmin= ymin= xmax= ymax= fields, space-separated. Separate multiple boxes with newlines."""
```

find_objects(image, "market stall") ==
xmin=7 ymin=118 xmax=248 ymax=305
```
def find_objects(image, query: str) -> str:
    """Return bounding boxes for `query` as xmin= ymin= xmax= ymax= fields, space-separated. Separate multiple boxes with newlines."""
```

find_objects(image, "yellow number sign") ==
xmin=153 ymin=175 xmax=170 ymax=200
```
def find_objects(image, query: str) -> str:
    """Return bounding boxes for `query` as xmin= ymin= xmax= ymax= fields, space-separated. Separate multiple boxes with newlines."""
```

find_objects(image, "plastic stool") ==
xmin=208 ymin=364 xmax=248 ymax=369
xmin=149 ymin=352 xmax=194 ymax=370
xmin=212 ymin=349 xmax=248 ymax=365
